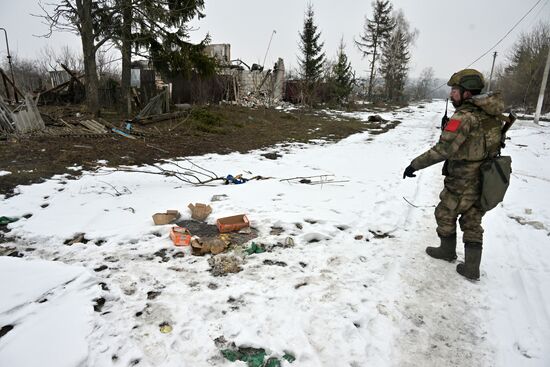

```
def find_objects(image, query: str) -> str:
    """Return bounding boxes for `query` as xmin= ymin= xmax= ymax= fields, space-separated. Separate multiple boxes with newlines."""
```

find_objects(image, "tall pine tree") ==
xmin=331 ymin=38 xmax=355 ymax=103
xmin=298 ymin=3 xmax=325 ymax=100
xmin=356 ymin=0 xmax=394 ymax=100
xmin=379 ymin=9 xmax=415 ymax=102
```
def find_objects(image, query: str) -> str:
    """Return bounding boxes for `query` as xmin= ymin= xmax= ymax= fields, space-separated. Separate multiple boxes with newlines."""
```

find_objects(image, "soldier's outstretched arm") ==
xmin=409 ymin=113 xmax=474 ymax=171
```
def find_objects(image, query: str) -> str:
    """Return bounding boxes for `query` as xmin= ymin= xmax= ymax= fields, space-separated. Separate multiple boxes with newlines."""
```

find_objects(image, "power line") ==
xmin=465 ymin=0 xmax=545 ymax=68
xmin=428 ymin=0 xmax=546 ymax=96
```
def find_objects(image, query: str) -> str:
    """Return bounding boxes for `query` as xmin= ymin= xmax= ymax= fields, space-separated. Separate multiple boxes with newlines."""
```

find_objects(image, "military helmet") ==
xmin=447 ymin=69 xmax=485 ymax=91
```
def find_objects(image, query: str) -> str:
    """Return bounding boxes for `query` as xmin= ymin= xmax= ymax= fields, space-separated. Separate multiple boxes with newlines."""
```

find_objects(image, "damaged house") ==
xmin=170 ymin=44 xmax=285 ymax=107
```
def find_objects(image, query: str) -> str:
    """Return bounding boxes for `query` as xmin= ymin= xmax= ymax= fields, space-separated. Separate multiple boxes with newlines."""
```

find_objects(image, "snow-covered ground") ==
xmin=1 ymin=101 xmax=549 ymax=367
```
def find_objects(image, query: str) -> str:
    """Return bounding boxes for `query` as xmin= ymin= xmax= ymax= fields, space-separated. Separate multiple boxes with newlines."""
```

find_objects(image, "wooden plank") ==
xmin=0 ymin=68 xmax=23 ymax=102
xmin=88 ymin=119 xmax=108 ymax=133
xmin=60 ymin=64 xmax=84 ymax=86
xmin=95 ymin=118 xmax=117 ymax=129
xmin=82 ymin=120 xmax=105 ymax=133
xmin=59 ymin=118 xmax=73 ymax=129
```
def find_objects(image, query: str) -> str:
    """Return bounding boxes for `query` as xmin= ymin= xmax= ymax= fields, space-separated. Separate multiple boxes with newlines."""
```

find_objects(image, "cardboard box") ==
xmin=216 ymin=214 xmax=249 ymax=233
xmin=188 ymin=203 xmax=212 ymax=221
xmin=152 ymin=210 xmax=180 ymax=225
xmin=170 ymin=226 xmax=191 ymax=246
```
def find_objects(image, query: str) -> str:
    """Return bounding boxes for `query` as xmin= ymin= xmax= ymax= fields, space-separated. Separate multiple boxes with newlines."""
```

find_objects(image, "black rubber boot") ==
xmin=426 ymin=235 xmax=457 ymax=261
xmin=456 ymin=243 xmax=482 ymax=280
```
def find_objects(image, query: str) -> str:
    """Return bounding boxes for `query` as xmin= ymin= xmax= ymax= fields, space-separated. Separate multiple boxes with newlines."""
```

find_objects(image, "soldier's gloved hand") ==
xmin=403 ymin=165 xmax=416 ymax=179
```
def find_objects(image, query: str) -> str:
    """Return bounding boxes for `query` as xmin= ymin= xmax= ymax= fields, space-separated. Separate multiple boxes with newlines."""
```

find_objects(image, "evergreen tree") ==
xmin=112 ymin=0 xmax=216 ymax=115
xmin=379 ymin=9 xmax=416 ymax=102
xmin=298 ymin=3 xmax=326 ymax=94
xmin=331 ymin=38 xmax=355 ymax=103
xmin=355 ymin=0 xmax=394 ymax=100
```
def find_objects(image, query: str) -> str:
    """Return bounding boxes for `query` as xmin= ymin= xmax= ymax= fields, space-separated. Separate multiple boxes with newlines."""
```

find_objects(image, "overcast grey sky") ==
xmin=1 ymin=0 xmax=549 ymax=79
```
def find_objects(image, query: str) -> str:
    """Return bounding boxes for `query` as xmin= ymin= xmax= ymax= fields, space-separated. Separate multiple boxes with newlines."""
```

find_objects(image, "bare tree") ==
xmin=414 ymin=67 xmax=435 ymax=100
xmin=36 ymin=0 xmax=116 ymax=116
xmin=37 ymin=45 xmax=84 ymax=75
xmin=497 ymin=21 xmax=550 ymax=113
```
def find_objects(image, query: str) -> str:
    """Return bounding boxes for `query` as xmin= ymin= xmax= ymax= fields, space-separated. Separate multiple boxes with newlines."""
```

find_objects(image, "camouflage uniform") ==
xmin=410 ymin=93 xmax=504 ymax=244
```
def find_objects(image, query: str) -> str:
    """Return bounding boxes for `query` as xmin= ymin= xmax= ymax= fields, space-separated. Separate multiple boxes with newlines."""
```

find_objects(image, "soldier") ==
xmin=403 ymin=69 xmax=504 ymax=280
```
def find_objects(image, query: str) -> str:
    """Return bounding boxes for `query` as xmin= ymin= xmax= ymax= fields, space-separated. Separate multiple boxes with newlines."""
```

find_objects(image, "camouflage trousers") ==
xmin=435 ymin=176 xmax=485 ymax=244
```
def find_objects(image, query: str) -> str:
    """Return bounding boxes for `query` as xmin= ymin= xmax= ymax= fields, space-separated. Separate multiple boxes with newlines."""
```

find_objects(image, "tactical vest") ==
xmin=453 ymin=103 xmax=503 ymax=162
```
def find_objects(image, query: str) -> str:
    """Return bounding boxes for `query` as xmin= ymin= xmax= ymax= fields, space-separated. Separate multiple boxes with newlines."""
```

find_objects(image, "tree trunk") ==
xmin=78 ymin=0 xmax=100 ymax=116
xmin=368 ymin=43 xmax=377 ymax=100
xmin=120 ymin=0 xmax=132 ymax=117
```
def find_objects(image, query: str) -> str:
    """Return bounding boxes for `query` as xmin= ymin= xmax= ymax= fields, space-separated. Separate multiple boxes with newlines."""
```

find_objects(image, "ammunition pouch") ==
xmin=480 ymin=155 xmax=512 ymax=211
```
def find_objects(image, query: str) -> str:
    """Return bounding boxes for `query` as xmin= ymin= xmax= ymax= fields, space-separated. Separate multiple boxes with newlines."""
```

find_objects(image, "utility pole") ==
xmin=487 ymin=51 xmax=497 ymax=93
xmin=534 ymin=44 xmax=550 ymax=125
xmin=0 ymin=27 xmax=18 ymax=103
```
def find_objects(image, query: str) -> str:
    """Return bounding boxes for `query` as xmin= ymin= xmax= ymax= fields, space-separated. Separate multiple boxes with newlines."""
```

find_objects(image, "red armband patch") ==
xmin=445 ymin=119 xmax=461 ymax=132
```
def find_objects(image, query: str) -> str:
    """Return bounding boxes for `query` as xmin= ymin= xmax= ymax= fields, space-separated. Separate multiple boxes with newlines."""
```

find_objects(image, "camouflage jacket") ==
xmin=411 ymin=93 xmax=505 ymax=178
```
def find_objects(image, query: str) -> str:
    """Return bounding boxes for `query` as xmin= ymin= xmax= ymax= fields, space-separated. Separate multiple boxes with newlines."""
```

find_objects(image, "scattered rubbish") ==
xmin=188 ymin=203 xmax=212 ymax=221
xmin=112 ymin=127 xmax=137 ymax=139
xmin=221 ymin=347 xmax=265 ymax=367
xmin=245 ymin=242 xmax=265 ymax=255
xmin=191 ymin=237 xmax=227 ymax=256
xmin=64 ymin=233 xmax=89 ymax=245
xmin=224 ymin=174 xmax=248 ymax=185
xmin=238 ymin=227 xmax=252 ymax=234
xmin=280 ymin=174 xmax=348 ymax=185
xmin=170 ymin=226 xmax=191 ymax=246
xmin=208 ymin=255 xmax=242 ymax=276
xmin=284 ymin=237 xmax=295 ymax=247
xmin=217 ymin=214 xmax=250 ymax=233
xmin=224 ymin=174 xmax=271 ymax=185
xmin=152 ymin=210 xmax=180 ymax=225
xmin=0 ymin=216 xmax=18 ymax=225
xmin=79 ymin=119 xmax=108 ymax=134
xmin=210 ymin=239 xmax=227 ymax=255
xmin=221 ymin=346 xmax=295 ymax=367
xmin=0 ymin=94 xmax=45 ymax=133
xmin=211 ymin=194 xmax=228 ymax=202
xmin=159 ymin=322 xmax=173 ymax=334
xmin=219 ymin=233 xmax=232 ymax=245
xmin=368 ymin=229 xmax=394 ymax=239
xmin=191 ymin=238 xmax=208 ymax=256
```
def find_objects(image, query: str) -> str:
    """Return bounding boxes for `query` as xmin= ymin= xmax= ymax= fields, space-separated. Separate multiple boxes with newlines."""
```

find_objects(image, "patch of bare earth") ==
xmin=0 ymin=104 xmax=399 ymax=197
